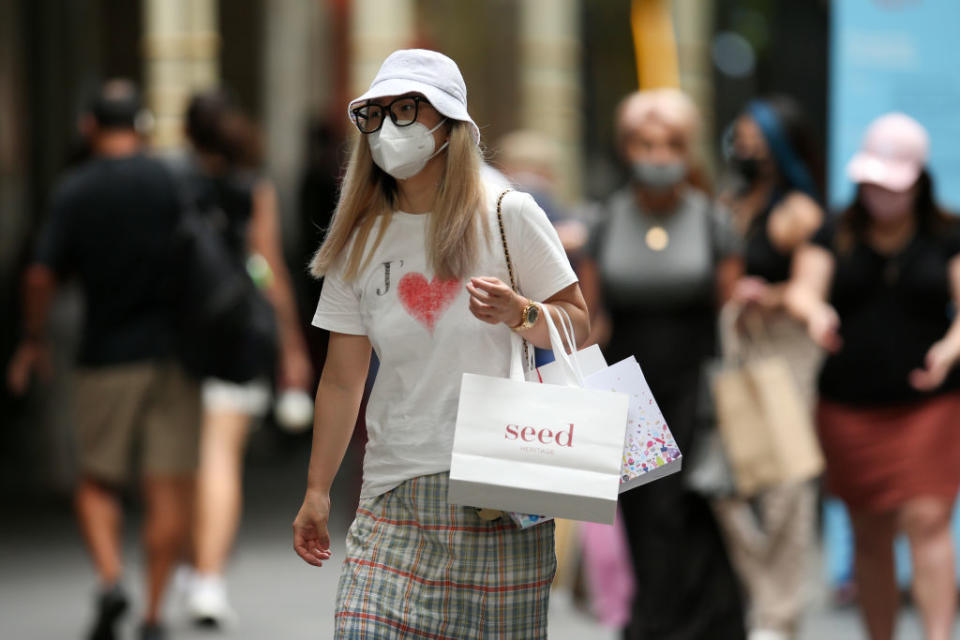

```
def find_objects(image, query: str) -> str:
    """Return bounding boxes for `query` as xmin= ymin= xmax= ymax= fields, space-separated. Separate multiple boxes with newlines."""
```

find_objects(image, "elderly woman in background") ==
xmin=580 ymin=89 xmax=746 ymax=640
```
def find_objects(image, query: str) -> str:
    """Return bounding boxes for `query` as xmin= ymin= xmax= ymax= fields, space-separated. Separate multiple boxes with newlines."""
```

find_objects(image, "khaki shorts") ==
xmin=72 ymin=360 xmax=201 ymax=483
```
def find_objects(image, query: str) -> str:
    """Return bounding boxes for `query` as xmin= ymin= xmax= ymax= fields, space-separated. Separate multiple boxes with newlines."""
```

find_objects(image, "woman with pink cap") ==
xmin=291 ymin=49 xmax=586 ymax=638
xmin=787 ymin=113 xmax=960 ymax=640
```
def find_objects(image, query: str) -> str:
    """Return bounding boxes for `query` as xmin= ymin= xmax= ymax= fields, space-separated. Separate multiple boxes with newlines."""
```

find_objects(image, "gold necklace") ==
xmin=646 ymin=226 xmax=669 ymax=251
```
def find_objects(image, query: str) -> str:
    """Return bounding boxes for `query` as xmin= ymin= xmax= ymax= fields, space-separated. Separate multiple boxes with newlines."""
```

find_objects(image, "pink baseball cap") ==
xmin=846 ymin=113 xmax=929 ymax=192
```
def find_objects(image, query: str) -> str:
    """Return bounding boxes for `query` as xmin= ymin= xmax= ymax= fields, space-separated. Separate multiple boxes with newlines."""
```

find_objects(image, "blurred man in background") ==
xmin=6 ymin=80 xmax=199 ymax=640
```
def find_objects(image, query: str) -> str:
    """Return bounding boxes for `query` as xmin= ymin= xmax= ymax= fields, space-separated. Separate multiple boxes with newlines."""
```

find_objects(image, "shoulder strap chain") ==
xmin=495 ymin=188 xmax=531 ymax=368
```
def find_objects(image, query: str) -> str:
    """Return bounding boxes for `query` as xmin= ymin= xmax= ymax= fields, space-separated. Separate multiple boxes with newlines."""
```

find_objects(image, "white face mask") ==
xmin=369 ymin=117 xmax=448 ymax=180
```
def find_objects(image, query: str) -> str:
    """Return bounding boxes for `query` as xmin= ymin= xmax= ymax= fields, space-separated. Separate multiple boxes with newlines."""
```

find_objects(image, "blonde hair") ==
xmin=615 ymin=88 xmax=701 ymax=159
xmin=615 ymin=88 xmax=712 ymax=192
xmin=309 ymin=121 xmax=488 ymax=281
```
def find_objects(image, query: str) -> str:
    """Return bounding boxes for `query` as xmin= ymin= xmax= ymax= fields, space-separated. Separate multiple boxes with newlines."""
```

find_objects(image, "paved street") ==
xmin=0 ymin=434 xmax=941 ymax=639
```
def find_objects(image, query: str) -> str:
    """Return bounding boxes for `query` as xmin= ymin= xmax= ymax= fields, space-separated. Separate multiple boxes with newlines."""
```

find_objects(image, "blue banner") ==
xmin=829 ymin=0 xmax=960 ymax=211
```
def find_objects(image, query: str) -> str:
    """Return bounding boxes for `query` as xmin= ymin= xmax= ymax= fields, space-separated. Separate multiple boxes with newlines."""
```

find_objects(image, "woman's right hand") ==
xmin=807 ymin=304 xmax=843 ymax=353
xmin=292 ymin=490 xmax=333 ymax=567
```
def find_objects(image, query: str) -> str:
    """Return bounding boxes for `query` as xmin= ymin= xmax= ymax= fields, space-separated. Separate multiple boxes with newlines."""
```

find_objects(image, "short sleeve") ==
xmin=507 ymin=192 xmax=578 ymax=302
xmin=311 ymin=255 xmax=366 ymax=335
xmin=34 ymin=183 xmax=75 ymax=275
xmin=708 ymin=200 xmax=743 ymax=261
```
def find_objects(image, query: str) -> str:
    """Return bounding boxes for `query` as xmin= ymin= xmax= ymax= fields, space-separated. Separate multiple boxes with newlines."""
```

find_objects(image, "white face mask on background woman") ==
xmin=860 ymin=183 xmax=916 ymax=222
xmin=369 ymin=117 xmax=448 ymax=180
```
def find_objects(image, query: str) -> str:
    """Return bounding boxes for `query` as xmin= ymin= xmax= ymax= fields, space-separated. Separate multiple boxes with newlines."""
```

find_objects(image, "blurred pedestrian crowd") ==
xmin=6 ymin=50 xmax=960 ymax=640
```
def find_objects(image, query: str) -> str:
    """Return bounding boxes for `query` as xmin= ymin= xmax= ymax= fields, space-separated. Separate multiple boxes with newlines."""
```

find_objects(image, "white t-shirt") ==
xmin=312 ymin=181 xmax=578 ymax=498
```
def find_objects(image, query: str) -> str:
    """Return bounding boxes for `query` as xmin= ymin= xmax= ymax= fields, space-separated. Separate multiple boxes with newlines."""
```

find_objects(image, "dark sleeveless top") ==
xmin=744 ymin=203 xmax=793 ymax=284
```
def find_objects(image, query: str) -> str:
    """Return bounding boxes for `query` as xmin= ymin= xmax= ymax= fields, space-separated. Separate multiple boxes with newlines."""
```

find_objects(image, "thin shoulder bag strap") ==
xmin=495 ymin=188 xmax=534 ymax=371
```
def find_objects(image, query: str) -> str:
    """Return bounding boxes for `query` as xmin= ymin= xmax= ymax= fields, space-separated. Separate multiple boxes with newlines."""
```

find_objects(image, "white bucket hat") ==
xmin=348 ymin=49 xmax=480 ymax=145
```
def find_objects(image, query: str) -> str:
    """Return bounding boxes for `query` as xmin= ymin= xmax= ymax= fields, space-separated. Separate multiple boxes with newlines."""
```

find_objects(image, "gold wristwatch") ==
xmin=511 ymin=300 xmax=540 ymax=330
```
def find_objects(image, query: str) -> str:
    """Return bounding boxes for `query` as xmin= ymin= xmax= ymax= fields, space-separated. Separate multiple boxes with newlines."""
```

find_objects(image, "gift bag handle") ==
xmin=507 ymin=304 xmax=582 ymax=385
xmin=555 ymin=305 xmax=577 ymax=355
xmin=720 ymin=302 xmax=774 ymax=364
xmin=537 ymin=301 xmax=586 ymax=386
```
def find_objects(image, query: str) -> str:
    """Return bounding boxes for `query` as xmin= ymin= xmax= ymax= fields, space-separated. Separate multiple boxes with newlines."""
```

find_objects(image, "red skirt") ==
xmin=817 ymin=391 xmax=960 ymax=512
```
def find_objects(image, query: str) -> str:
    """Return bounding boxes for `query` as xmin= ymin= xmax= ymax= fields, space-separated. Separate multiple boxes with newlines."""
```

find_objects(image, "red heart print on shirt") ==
xmin=397 ymin=273 xmax=461 ymax=333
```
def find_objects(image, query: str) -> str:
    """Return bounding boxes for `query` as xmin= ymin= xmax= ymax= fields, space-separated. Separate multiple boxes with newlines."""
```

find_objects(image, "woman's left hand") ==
xmin=910 ymin=340 xmax=959 ymax=392
xmin=466 ymin=277 xmax=524 ymax=327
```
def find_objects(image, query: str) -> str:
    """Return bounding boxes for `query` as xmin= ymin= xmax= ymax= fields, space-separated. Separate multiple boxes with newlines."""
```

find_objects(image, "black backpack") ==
xmin=171 ymin=164 xmax=277 ymax=383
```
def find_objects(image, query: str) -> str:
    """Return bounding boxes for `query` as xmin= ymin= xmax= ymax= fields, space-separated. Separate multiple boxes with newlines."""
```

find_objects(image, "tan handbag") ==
xmin=711 ymin=304 xmax=824 ymax=496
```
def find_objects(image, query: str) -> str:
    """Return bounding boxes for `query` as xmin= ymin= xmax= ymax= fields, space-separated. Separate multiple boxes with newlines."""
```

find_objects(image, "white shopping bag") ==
xmin=533 ymin=343 xmax=608 ymax=383
xmin=542 ymin=349 xmax=683 ymax=492
xmin=583 ymin=357 xmax=683 ymax=492
xmin=448 ymin=307 xmax=630 ymax=525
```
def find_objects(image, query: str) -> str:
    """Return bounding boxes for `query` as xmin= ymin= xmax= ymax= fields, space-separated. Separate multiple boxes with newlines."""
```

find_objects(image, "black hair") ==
xmin=185 ymin=89 xmax=262 ymax=168
xmin=89 ymin=79 xmax=140 ymax=130
xmin=752 ymin=95 xmax=825 ymax=198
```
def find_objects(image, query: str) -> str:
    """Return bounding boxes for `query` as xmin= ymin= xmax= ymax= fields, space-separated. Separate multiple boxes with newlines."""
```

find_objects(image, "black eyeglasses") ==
xmin=351 ymin=95 xmax=428 ymax=134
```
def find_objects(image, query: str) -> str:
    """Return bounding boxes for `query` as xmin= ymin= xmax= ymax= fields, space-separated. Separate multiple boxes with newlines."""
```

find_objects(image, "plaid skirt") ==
xmin=334 ymin=472 xmax=556 ymax=639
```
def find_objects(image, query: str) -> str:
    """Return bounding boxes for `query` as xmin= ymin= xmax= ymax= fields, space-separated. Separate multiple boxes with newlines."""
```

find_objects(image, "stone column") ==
xmin=673 ymin=0 xmax=717 ymax=179
xmin=349 ymin=0 xmax=415 ymax=100
xmin=518 ymin=0 xmax=582 ymax=203
xmin=142 ymin=0 xmax=220 ymax=150
xmin=261 ymin=0 xmax=321 ymax=245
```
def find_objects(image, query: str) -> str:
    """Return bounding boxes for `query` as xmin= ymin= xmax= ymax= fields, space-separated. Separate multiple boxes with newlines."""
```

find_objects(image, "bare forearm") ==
xmin=937 ymin=317 xmax=960 ymax=362
xmin=716 ymin=256 xmax=743 ymax=306
xmin=784 ymin=283 xmax=826 ymax=323
xmin=305 ymin=378 xmax=366 ymax=496
xmin=249 ymin=179 xmax=307 ymax=353
xmin=22 ymin=265 xmax=56 ymax=340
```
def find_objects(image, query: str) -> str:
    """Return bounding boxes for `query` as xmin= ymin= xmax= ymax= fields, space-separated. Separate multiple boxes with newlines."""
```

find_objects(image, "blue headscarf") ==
xmin=746 ymin=100 xmax=820 ymax=202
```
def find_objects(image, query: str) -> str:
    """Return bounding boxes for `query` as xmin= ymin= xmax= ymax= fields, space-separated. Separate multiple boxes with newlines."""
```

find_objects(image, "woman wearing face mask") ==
xmin=712 ymin=97 xmax=825 ymax=640
xmin=291 ymin=49 xmax=585 ymax=638
xmin=787 ymin=113 xmax=960 ymax=640
xmin=579 ymin=89 xmax=747 ymax=640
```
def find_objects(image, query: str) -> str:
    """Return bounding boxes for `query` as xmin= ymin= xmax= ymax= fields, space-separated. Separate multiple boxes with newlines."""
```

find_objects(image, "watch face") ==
xmin=526 ymin=304 xmax=540 ymax=326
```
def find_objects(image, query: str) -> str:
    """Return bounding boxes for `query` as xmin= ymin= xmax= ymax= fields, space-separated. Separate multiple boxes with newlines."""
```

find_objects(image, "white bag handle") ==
xmin=507 ymin=304 xmax=583 ymax=386
xmin=536 ymin=302 xmax=585 ymax=386
xmin=508 ymin=331 xmax=526 ymax=381
xmin=555 ymin=305 xmax=576 ymax=355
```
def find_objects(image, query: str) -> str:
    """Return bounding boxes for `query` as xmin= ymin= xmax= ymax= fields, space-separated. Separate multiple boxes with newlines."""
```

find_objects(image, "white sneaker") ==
xmin=748 ymin=630 xmax=790 ymax=640
xmin=171 ymin=564 xmax=196 ymax=607
xmin=188 ymin=573 xmax=237 ymax=628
